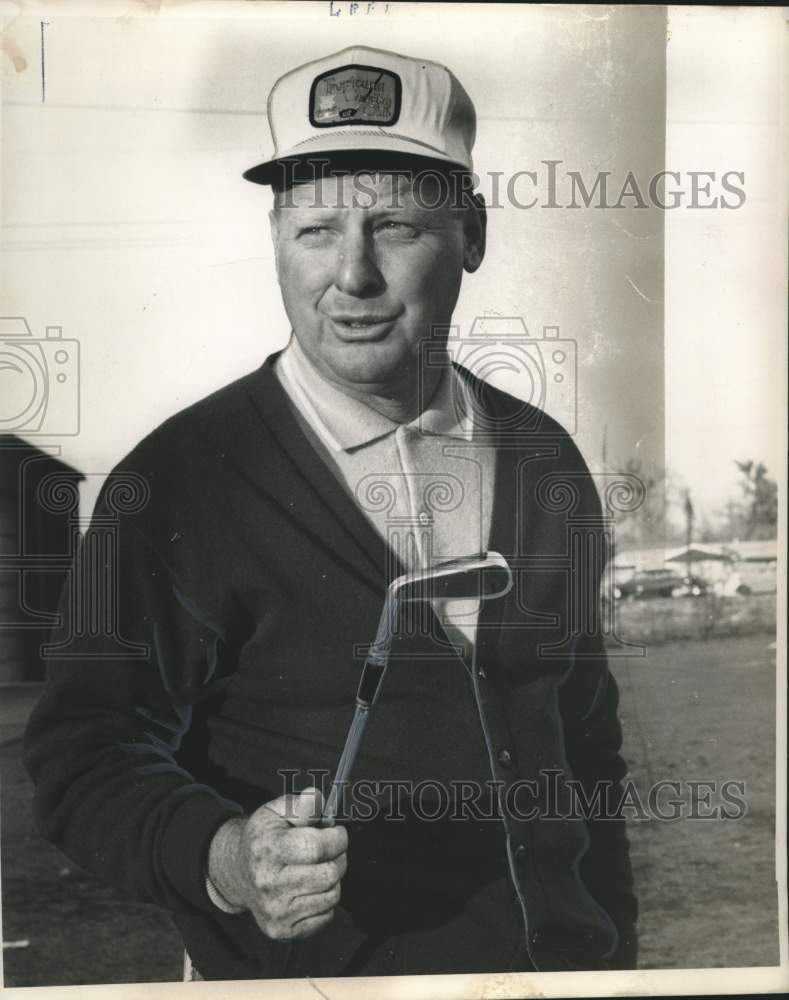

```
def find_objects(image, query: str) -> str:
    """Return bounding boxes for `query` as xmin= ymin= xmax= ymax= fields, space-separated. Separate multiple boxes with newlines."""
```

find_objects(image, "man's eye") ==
xmin=376 ymin=221 xmax=419 ymax=238
xmin=297 ymin=225 xmax=332 ymax=239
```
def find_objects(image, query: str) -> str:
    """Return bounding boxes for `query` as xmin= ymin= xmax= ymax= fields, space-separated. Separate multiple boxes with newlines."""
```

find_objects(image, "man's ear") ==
xmin=463 ymin=192 xmax=487 ymax=274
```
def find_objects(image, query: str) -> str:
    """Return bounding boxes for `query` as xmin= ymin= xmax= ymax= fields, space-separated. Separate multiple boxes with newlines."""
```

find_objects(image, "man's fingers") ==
xmin=274 ymin=854 xmax=347 ymax=894
xmin=289 ymin=787 xmax=324 ymax=826
xmin=241 ymin=788 xmax=347 ymax=943
xmin=260 ymin=787 xmax=324 ymax=828
xmin=270 ymin=824 xmax=347 ymax=866
xmin=288 ymin=884 xmax=342 ymax=921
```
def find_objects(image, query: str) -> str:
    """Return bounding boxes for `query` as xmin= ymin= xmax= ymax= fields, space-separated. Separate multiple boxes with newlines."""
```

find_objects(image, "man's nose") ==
xmin=334 ymin=230 xmax=385 ymax=297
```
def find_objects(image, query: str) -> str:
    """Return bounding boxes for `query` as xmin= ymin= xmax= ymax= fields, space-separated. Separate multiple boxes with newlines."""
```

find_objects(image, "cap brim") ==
xmin=243 ymin=132 xmax=471 ymax=186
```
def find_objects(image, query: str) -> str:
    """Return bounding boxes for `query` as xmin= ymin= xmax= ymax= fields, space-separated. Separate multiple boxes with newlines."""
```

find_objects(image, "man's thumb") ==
xmin=262 ymin=786 xmax=324 ymax=827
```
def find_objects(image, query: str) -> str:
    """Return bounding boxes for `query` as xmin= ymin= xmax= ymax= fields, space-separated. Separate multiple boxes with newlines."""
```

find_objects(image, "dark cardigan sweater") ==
xmin=23 ymin=356 xmax=637 ymax=978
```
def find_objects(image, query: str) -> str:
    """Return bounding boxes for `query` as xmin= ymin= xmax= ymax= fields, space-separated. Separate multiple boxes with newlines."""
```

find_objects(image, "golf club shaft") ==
xmin=322 ymin=703 xmax=370 ymax=825
xmin=321 ymin=555 xmax=512 ymax=825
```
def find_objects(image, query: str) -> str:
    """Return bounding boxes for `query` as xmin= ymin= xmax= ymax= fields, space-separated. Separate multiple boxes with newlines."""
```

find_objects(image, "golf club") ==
xmin=322 ymin=551 xmax=513 ymax=824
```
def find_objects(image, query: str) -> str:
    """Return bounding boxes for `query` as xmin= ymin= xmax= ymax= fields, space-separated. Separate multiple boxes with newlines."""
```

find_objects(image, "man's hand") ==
xmin=207 ymin=787 xmax=347 ymax=941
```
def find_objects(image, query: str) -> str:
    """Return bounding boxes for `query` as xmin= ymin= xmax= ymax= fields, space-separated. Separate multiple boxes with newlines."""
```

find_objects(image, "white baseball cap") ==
xmin=243 ymin=44 xmax=476 ymax=185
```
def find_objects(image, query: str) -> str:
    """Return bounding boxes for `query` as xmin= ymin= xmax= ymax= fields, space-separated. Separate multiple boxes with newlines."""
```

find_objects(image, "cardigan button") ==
xmin=497 ymin=748 xmax=513 ymax=767
xmin=513 ymin=843 xmax=528 ymax=862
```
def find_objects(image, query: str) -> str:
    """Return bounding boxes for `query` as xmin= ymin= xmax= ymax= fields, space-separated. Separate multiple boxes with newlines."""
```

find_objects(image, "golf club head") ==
xmin=364 ymin=551 xmax=513 ymax=681
xmin=330 ymin=553 xmax=514 ymax=821
xmin=390 ymin=551 xmax=513 ymax=604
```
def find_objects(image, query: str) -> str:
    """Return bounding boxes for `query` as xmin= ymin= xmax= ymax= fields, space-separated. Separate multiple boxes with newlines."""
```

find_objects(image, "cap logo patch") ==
xmin=309 ymin=64 xmax=401 ymax=128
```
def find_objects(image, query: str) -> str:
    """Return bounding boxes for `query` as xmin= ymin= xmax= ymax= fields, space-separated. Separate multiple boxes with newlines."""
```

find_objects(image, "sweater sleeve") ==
xmin=22 ymin=483 xmax=244 ymax=916
xmin=558 ymin=634 xmax=639 ymax=969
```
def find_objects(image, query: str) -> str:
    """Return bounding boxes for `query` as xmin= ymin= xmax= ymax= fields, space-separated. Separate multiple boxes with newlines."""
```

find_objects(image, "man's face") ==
xmin=269 ymin=171 xmax=484 ymax=394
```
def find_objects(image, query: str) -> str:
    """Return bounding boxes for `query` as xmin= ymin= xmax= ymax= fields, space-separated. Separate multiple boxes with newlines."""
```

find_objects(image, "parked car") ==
xmin=613 ymin=569 xmax=683 ymax=600
xmin=670 ymin=574 xmax=711 ymax=598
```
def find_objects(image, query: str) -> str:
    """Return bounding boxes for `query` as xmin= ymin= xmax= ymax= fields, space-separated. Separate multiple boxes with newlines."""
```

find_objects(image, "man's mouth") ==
xmin=331 ymin=315 xmax=397 ymax=327
xmin=328 ymin=315 xmax=400 ymax=339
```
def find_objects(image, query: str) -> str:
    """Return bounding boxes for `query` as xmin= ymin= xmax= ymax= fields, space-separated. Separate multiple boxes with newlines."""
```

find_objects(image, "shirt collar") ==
xmin=276 ymin=334 xmax=474 ymax=453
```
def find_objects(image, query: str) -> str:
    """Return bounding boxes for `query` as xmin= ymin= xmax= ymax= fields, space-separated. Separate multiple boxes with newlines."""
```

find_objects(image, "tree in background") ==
xmin=612 ymin=457 xmax=682 ymax=548
xmin=610 ymin=458 xmax=778 ymax=549
xmin=730 ymin=460 xmax=778 ymax=540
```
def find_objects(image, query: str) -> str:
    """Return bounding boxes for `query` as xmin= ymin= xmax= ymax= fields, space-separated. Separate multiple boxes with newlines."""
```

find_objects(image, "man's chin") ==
xmin=325 ymin=345 xmax=416 ymax=390
xmin=320 ymin=335 xmax=411 ymax=380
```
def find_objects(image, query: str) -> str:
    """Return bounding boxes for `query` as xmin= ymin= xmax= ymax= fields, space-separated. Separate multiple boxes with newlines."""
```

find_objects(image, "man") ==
xmin=23 ymin=45 xmax=637 ymax=980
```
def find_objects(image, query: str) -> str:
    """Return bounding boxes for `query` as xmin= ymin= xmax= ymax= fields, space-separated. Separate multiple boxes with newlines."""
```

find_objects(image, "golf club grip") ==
xmin=322 ymin=704 xmax=370 ymax=825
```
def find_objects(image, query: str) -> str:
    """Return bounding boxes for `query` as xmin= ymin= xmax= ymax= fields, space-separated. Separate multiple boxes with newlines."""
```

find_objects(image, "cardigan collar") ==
xmin=237 ymin=352 xmax=560 ymax=608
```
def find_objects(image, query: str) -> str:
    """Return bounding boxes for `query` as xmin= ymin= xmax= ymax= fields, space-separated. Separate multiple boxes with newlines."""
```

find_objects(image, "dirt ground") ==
xmin=615 ymin=633 xmax=779 ymax=968
xmin=1 ymin=633 xmax=780 ymax=985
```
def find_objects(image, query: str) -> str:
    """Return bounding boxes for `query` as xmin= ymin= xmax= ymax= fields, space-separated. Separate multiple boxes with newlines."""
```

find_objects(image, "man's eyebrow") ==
xmin=280 ymin=201 xmax=451 ymax=220
xmin=371 ymin=198 xmax=459 ymax=221
xmin=368 ymin=206 xmax=451 ymax=226
xmin=280 ymin=206 xmax=344 ymax=219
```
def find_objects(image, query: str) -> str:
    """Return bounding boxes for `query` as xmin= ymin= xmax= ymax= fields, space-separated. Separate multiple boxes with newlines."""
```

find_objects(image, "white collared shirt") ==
xmin=275 ymin=335 xmax=496 ymax=659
